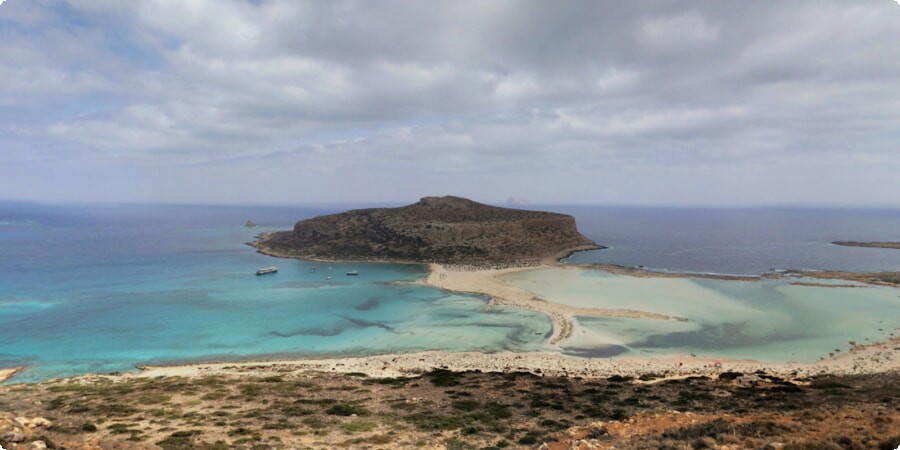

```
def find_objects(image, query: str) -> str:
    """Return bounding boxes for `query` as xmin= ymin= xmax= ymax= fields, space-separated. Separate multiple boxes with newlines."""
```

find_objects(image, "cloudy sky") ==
xmin=1 ymin=0 xmax=899 ymax=206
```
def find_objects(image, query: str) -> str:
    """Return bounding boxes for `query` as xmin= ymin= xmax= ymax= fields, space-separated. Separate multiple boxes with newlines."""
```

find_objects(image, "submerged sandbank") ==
xmin=422 ymin=264 xmax=677 ymax=345
xmin=421 ymin=261 xmax=900 ymax=363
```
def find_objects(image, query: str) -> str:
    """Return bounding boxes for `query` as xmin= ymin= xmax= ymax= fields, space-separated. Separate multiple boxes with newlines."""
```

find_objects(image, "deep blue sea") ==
xmin=554 ymin=205 xmax=900 ymax=274
xmin=1 ymin=202 xmax=899 ymax=382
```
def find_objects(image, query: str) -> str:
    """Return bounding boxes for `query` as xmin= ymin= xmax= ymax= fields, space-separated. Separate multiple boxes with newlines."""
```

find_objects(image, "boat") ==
xmin=326 ymin=276 xmax=333 ymax=280
xmin=256 ymin=267 xmax=278 ymax=275
xmin=346 ymin=271 xmax=359 ymax=276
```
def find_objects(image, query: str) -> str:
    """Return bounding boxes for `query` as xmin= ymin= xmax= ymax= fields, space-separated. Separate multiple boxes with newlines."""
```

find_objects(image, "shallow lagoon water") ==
xmin=504 ymin=268 xmax=900 ymax=362
xmin=0 ymin=204 xmax=550 ymax=382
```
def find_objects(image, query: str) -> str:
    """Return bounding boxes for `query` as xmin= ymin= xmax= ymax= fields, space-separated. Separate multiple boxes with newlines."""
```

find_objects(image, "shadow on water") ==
xmin=337 ymin=315 xmax=396 ymax=332
xmin=269 ymin=327 xmax=345 ymax=338
xmin=274 ymin=281 xmax=342 ymax=289
xmin=354 ymin=297 xmax=381 ymax=311
xmin=562 ymin=345 xmax=630 ymax=358
xmin=630 ymin=322 xmax=810 ymax=350
xmin=269 ymin=314 xmax=397 ymax=337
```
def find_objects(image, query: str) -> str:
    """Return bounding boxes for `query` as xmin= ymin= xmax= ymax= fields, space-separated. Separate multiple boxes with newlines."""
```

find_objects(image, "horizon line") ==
xmin=2 ymin=197 xmax=900 ymax=210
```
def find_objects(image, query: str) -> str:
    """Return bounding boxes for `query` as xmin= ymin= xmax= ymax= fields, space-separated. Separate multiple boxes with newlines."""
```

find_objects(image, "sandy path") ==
xmin=422 ymin=263 xmax=674 ymax=345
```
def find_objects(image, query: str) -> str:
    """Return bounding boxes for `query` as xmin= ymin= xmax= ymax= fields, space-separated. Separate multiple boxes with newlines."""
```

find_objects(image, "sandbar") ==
xmin=421 ymin=263 xmax=676 ymax=346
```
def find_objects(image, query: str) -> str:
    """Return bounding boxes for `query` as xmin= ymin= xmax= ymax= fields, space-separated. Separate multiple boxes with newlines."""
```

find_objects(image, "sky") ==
xmin=0 ymin=0 xmax=899 ymax=206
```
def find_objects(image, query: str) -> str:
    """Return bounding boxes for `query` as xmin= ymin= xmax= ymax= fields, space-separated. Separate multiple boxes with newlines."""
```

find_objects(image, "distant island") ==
xmin=251 ymin=196 xmax=601 ymax=266
xmin=833 ymin=241 xmax=900 ymax=250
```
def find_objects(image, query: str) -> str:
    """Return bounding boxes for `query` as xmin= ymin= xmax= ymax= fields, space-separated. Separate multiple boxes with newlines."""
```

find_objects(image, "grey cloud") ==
xmin=0 ymin=0 xmax=898 ymax=205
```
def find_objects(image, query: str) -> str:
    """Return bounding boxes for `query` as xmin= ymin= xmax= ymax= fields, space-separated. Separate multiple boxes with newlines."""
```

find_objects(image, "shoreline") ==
xmin=252 ymin=232 xmax=900 ymax=287
xmin=125 ymin=335 xmax=900 ymax=382
xmin=0 ymin=367 xmax=23 ymax=384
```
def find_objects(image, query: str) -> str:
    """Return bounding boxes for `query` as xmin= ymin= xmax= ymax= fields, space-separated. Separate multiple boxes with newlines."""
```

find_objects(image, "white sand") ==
xmin=421 ymin=264 xmax=674 ymax=345
xmin=125 ymin=336 xmax=899 ymax=382
xmin=0 ymin=367 xmax=22 ymax=383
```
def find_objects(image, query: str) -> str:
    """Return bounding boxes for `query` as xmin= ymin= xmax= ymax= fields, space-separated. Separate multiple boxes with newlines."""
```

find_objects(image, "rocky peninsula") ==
xmin=833 ymin=241 xmax=900 ymax=250
xmin=251 ymin=196 xmax=601 ymax=266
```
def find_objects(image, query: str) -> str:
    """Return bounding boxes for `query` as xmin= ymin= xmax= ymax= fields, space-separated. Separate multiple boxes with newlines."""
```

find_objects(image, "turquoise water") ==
xmin=504 ymin=268 xmax=900 ymax=362
xmin=2 ymin=202 xmax=899 ymax=382
xmin=0 ymin=203 xmax=550 ymax=382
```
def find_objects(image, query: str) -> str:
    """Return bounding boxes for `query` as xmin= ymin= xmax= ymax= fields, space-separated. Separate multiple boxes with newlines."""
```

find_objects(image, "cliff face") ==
xmin=252 ymin=196 xmax=600 ymax=265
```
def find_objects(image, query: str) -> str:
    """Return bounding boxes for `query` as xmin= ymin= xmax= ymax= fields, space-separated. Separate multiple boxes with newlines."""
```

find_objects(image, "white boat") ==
xmin=256 ymin=267 xmax=278 ymax=275
xmin=346 ymin=270 xmax=359 ymax=276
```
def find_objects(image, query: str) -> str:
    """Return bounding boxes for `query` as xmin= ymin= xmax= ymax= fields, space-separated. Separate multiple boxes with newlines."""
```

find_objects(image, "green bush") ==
xmin=325 ymin=403 xmax=370 ymax=416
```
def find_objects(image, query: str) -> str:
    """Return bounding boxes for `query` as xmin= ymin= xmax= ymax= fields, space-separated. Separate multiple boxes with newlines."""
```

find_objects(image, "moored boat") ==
xmin=256 ymin=267 xmax=278 ymax=275
xmin=346 ymin=270 xmax=359 ymax=276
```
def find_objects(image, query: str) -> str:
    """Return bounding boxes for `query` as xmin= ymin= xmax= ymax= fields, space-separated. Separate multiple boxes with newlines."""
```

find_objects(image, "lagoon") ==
xmin=504 ymin=267 xmax=900 ymax=362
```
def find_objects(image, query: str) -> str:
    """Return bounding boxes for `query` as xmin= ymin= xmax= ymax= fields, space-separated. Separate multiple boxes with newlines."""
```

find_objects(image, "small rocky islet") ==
xmin=251 ymin=196 xmax=602 ymax=266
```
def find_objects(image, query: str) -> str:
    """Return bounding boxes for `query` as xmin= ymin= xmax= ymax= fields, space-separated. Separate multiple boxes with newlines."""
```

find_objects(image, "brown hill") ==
xmin=251 ymin=196 xmax=601 ymax=265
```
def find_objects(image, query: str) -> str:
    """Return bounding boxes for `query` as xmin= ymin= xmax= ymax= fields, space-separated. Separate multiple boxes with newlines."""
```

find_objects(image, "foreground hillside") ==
xmin=251 ymin=196 xmax=599 ymax=266
xmin=1 ymin=368 xmax=897 ymax=450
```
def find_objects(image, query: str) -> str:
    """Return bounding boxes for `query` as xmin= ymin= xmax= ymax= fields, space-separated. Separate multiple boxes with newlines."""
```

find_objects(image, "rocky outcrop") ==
xmin=251 ymin=196 xmax=600 ymax=266
xmin=0 ymin=414 xmax=52 ymax=448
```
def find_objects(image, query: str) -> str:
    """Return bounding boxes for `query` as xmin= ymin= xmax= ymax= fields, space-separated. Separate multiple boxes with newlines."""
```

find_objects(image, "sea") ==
xmin=1 ymin=201 xmax=899 ymax=382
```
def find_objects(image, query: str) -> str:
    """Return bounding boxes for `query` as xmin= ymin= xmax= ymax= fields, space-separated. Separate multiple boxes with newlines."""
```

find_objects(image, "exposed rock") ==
xmin=252 ymin=196 xmax=600 ymax=266
xmin=24 ymin=441 xmax=47 ymax=450
xmin=15 ymin=417 xmax=51 ymax=429
xmin=0 ymin=416 xmax=26 ymax=442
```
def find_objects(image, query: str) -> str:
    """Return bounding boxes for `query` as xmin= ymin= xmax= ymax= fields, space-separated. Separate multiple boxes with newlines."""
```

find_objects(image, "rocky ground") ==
xmin=0 ymin=367 xmax=897 ymax=450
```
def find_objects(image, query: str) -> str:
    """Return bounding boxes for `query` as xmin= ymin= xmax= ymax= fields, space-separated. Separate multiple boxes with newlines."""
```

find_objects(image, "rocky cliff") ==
xmin=251 ymin=196 xmax=600 ymax=265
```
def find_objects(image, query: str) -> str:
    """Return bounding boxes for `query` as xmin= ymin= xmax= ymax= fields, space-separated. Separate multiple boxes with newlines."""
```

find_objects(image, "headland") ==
xmin=833 ymin=241 xmax=900 ymax=250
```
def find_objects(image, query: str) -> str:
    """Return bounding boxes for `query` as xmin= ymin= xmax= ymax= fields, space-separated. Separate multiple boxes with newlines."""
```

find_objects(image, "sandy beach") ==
xmin=0 ymin=367 xmax=22 ymax=384
xmin=125 ymin=334 xmax=899 ymax=383
xmin=421 ymin=263 xmax=676 ymax=345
